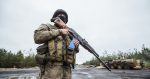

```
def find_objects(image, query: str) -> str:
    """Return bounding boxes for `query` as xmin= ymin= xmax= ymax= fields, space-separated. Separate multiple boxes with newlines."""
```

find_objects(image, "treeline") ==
xmin=83 ymin=45 xmax=150 ymax=67
xmin=0 ymin=48 xmax=36 ymax=68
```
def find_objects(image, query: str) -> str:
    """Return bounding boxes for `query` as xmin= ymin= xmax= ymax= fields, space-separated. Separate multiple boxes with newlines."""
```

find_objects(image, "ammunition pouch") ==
xmin=36 ymin=43 xmax=48 ymax=54
xmin=35 ymin=54 xmax=46 ymax=65
xmin=35 ymin=44 xmax=48 ymax=65
xmin=66 ymin=49 xmax=75 ymax=65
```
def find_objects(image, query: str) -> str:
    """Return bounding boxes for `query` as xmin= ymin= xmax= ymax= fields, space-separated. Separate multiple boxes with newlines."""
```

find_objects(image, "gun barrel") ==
xmin=94 ymin=53 xmax=111 ymax=71
xmin=82 ymin=43 xmax=111 ymax=71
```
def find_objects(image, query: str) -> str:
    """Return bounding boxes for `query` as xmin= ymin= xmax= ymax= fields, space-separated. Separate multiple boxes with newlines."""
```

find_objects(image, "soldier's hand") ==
xmin=60 ymin=29 xmax=69 ymax=35
xmin=74 ymin=39 xmax=79 ymax=48
xmin=54 ymin=17 xmax=66 ymax=28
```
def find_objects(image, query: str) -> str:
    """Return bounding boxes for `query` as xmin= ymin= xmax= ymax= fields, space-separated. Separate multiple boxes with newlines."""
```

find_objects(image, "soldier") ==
xmin=34 ymin=9 xmax=79 ymax=79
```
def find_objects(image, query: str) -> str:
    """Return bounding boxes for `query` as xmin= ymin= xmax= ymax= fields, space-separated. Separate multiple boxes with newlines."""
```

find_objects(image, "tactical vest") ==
xmin=35 ymin=24 xmax=76 ymax=65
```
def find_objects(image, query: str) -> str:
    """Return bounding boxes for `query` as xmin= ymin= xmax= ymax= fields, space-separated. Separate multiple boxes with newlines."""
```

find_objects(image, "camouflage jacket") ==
xmin=34 ymin=23 xmax=79 ymax=64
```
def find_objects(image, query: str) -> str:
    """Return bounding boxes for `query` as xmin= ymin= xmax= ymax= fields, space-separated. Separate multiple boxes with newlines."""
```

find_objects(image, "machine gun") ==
xmin=51 ymin=18 xmax=111 ymax=71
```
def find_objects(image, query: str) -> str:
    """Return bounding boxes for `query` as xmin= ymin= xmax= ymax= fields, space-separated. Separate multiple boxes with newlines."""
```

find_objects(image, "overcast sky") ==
xmin=0 ymin=0 xmax=150 ymax=64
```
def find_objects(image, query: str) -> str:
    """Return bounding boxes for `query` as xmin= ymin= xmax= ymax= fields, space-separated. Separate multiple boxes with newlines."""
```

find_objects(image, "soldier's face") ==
xmin=57 ymin=14 xmax=67 ymax=23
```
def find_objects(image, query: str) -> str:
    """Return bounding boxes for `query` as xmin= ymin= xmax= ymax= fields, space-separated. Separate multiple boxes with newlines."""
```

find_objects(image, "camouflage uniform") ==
xmin=34 ymin=23 xmax=79 ymax=79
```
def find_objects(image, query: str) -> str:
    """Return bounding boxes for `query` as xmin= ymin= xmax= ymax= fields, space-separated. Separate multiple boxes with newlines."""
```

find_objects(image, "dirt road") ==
xmin=0 ymin=68 xmax=150 ymax=79
xmin=73 ymin=68 xmax=150 ymax=79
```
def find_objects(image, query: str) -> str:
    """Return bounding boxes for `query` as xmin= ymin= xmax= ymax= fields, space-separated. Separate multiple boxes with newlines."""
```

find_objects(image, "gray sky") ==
xmin=0 ymin=0 xmax=150 ymax=64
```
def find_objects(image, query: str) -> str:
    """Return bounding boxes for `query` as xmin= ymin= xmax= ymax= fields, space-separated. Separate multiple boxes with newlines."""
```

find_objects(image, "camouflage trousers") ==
xmin=40 ymin=62 xmax=71 ymax=79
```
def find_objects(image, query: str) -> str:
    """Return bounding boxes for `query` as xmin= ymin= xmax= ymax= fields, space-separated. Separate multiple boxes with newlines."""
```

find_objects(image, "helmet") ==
xmin=52 ymin=9 xmax=68 ymax=23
